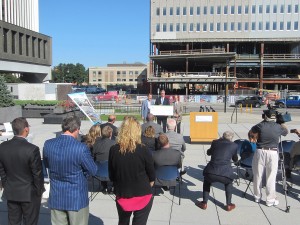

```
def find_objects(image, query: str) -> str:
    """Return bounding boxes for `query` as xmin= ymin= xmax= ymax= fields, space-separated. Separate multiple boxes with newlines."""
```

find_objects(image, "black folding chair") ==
xmin=90 ymin=160 xmax=110 ymax=201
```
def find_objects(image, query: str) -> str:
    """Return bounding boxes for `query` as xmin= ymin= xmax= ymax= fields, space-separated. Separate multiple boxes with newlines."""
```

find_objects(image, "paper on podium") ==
xmin=150 ymin=105 xmax=173 ymax=116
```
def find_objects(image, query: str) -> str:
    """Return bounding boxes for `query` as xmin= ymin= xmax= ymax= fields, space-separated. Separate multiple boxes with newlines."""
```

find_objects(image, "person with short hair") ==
xmin=173 ymin=95 xmax=183 ymax=134
xmin=0 ymin=117 xmax=44 ymax=225
xmin=165 ymin=119 xmax=186 ymax=156
xmin=100 ymin=114 xmax=118 ymax=140
xmin=141 ymin=126 xmax=157 ymax=152
xmin=141 ymin=113 xmax=163 ymax=138
xmin=141 ymin=93 xmax=153 ymax=123
xmin=196 ymin=131 xmax=238 ymax=212
xmin=155 ymin=89 xmax=170 ymax=132
xmin=43 ymin=116 xmax=97 ymax=225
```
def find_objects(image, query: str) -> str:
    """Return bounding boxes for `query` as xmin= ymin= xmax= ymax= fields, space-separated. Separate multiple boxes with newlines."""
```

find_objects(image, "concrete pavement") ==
xmin=1 ymin=110 xmax=300 ymax=225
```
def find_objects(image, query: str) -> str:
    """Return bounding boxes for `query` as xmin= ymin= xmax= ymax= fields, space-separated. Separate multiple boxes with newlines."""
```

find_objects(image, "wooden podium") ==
xmin=190 ymin=112 xmax=218 ymax=143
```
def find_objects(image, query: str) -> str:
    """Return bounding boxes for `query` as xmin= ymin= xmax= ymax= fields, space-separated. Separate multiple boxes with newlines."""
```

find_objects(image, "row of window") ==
xmin=92 ymin=71 xmax=142 ymax=75
xmin=156 ymin=4 xmax=299 ymax=16
xmin=156 ymin=21 xmax=299 ymax=32
xmin=92 ymin=79 xmax=145 ymax=82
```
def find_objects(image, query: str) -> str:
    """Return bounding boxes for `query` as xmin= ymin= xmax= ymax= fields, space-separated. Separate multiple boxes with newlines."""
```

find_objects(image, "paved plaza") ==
xmin=0 ymin=109 xmax=300 ymax=225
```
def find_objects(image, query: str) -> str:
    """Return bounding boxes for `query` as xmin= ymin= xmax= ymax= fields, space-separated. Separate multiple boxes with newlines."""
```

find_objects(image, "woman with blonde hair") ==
xmin=85 ymin=124 xmax=102 ymax=153
xmin=141 ymin=126 xmax=157 ymax=152
xmin=109 ymin=116 xmax=155 ymax=225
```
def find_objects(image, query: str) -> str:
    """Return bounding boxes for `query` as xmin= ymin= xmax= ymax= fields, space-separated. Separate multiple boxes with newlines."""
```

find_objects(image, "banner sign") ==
xmin=68 ymin=92 xmax=101 ymax=124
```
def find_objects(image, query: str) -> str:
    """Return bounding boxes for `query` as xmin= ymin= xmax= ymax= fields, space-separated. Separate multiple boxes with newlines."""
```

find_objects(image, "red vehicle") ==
xmin=93 ymin=91 xmax=118 ymax=101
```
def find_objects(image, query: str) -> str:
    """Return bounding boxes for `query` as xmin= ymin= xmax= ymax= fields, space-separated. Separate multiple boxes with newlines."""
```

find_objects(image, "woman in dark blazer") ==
xmin=109 ymin=116 xmax=155 ymax=225
xmin=196 ymin=131 xmax=238 ymax=212
xmin=141 ymin=126 xmax=157 ymax=152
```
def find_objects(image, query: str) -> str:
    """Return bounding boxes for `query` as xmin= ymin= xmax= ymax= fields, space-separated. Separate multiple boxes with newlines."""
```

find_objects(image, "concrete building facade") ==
xmin=0 ymin=0 xmax=52 ymax=82
xmin=88 ymin=63 xmax=148 ymax=90
xmin=150 ymin=0 xmax=300 ymax=94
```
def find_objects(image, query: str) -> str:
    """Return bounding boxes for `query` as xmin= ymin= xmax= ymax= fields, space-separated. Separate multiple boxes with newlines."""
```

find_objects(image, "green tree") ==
xmin=52 ymin=63 xmax=87 ymax=84
xmin=0 ymin=75 xmax=14 ymax=107
xmin=1 ymin=73 xmax=25 ymax=83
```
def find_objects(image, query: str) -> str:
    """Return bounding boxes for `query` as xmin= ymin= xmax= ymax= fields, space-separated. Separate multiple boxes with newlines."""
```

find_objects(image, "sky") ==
xmin=39 ymin=0 xmax=150 ymax=69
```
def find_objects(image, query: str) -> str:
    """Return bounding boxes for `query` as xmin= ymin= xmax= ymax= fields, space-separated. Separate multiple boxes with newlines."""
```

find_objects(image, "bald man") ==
xmin=100 ymin=115 xmax=118 ymax=140
xmin=165 ymin=119 xmax=186 ymax=156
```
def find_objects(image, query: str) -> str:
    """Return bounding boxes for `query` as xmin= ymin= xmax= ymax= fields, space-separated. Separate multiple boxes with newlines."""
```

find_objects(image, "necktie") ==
xmin=161 ymin=98 xmax=164 ymax=103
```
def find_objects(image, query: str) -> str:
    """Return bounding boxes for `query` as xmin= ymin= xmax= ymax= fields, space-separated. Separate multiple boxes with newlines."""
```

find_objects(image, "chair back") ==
xmin=155 ymin=165 xmax=179 ymax=181
xmin=234 ymin=139 xmax=248 ymax=154
xmin=95 ymin=160 xmax=109 ymax=181
xmin=236 ymin=139 xmax=255 ymax=168
xmin=278 ymin=140 xmax=295 ymax=153
xmin=42 ymin=160 xmax=50 ymax=183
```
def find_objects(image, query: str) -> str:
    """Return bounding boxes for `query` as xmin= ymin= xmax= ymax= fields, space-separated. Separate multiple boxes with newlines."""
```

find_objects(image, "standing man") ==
xmin=43 ymin=116 xmax=97 ymax=225
xmin=173 ymin=95 xmax=183 ymax=134
xmin=155 ymin=89 xmax=170 ymax=132
xmin=100 ymin=114 xmax=118 ymax=140
xmin=141 ymin=93 xmax=152 ymax=123
xmin=250 ymin=109 xmax=288 ymax=206
xmin=0 ymin=117 xmax=44 ymax=225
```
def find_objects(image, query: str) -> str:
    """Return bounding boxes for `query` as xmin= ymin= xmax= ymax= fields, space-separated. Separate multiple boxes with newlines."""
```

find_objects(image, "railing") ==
xmin=231 ymin=106 xmax=238 ymax=124
xmin=156 ymin=71 xmax=236 ymax=78
xmin=236 ymin=54 xmax=300 ymax=59
xmin=159 ymin=48 xmax=226 ymax=55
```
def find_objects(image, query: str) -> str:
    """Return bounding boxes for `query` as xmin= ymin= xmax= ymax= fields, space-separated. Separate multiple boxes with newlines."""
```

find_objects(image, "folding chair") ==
xmin=42 ymin=160 xmax=50 ymax=199
xmin=154 ymin=165 xmax=182 ymax=205
xmin=278 ymin=140 xmax=295 ymax=178
xmin=90 ymin=160 xmax=110 ymax=200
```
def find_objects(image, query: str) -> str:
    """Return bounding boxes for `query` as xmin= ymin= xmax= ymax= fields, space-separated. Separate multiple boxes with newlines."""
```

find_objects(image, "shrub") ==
xmin=0 ymin=75 xmax=14 ymax=107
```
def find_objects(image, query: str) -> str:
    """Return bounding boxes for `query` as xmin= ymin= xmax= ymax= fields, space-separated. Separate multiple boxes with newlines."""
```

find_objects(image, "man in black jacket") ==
xmin=196 ymin=131 xmax=238 ymax=212
xmin=0 ymin=117 xmax=44 ymax=225
xmin=155 ymin=89 xmax=170 ymax=133
xmin=100 ymin=114 xmax=118 ymax=140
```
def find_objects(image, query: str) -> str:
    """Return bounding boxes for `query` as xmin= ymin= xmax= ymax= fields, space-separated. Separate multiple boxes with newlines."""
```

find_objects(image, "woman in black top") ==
xmin=141 ymin=126 xmax=157 ymax=152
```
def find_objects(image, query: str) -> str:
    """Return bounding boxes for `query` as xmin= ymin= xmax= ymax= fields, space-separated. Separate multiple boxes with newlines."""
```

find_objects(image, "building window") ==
xmin=189 ymin=23 xmax=193 ymax=32
xmin=135 ymin=79 xmax=138 ymax=81
xmin=11 ymin=31 xmax=16 ymax=54
xmin=176 ymin=23 xmax=180 ymax=31
xmin=197 ymin=7 xmax=200 ymax=15
xmin=156 ymin=24 xmax=160 ymax=32
xmin=294 ymin=21 xmax=299 ymax=30
xmin=163 ymin=7 xmax=166 ymax=15
xmin=129 ymin=79 xmax=133 ymax=81
xmin=204 ymin=6 xmax=207 ymax=15
xmin=170 ymin=24 xmax=173 ymax=32
xmin=183 ymin=7 xmax=186 ymax=15
xmin=287 ymin=21 xmax=291 ymax=30
xmin=217 ymin=22 xmax=221 ymax=31
xmin=210 ymin=6 xmax=214 ymax=14
xmin=98 ymin=71 xmax=102 ymax=75
xmin=238 ymin=22 xmax=242 ymax=31
xmin=117 ymin=79 xmax=121 ymax=81
xmin=251 ymin=22 xmax=256 ymax=30
xmin=135 ymin=71 xmax=139 ymax=75
xmin=280 ymin=5 xmax=284 ymax=13
xmin=93 ymin=71 xmax=96 ymax=76
xmin=117 ymin=71 xmax=121 ymax=75
xmin=266 ymin=5 xmax=270 ymax=13
xmin=280 ymin=21 xmax=284 ymax=30
xmin=217 ymin=6 xmax=221 ymax=14
xmin=287 ymin=5 xmax=292 ymax=13
xmin=224 ymin=22 xmax=228 ymax=31
xmin=224 ymin=6 xmax=228 ymax=14
xmin=183 ymin=23 xmax=187 ymax=31
xmin=122 ymin=79 xmax=126 ymax=81
xmin=266 ymin=22 xmax=270 ymax=30
xmin=98 ymin=79 xmax=102 ymax=81
xmin=273 ymin=5 xmax=277 ymax=13
xmin=210 ymin=23 xmax=214 ymax=31
xmin=190 ymin=7 xmax=193 ymax=15
xmin=122 ymin=71 xmax=126 ymax=75
xmin=163 ymin=23 xmax=167 ymax=32
xmin=196 ymin=23 xmax=200 ymax=31
xmin=231 ymin=5 xmax=235 ymax=14
xmin=245 ymin=22 xmax=249 ymax=31
xmin=129 ymin=71 xmax=133 ymax=75
xmin=170 ymin=7 xmax=173 ymax=15
xmin=245 ymin=5 xmax=249 ymax=14
xmin=259 ymin=5 xmax=263 ymax=13
xmin=203 ymin=23 xmax=207 ymax=31
xmin=238 ymin=5 xmax=242 ymax=14
xmin=230 ymin=22 xmax=235 ymax=31
xmin=295 ymin=5 xmax=299 ymax=13
xmin=32 ymin=37 xmax=36 ymax=57
xmin=259 ymin=22 xmax=263 ymax=30
xmin=252 ymin=5 xmax=256 ymax=14
xmin=176 ymin=7 xmax=180 ymax=15
xmin=156 ymin=8 xmax=160 ymax=16
xmin=273 ymin=22 xmax=277 ymax=30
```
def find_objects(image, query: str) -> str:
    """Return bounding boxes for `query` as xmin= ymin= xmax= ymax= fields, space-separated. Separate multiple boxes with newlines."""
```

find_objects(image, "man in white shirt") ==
xmin=141 ymin=94 xmax=152 ymax=123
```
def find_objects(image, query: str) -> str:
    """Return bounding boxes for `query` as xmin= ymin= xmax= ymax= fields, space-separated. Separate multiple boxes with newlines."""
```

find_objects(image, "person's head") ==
xmin=146 ymin=113 xmax=155 ymax=122
xmin=263 ymin=109 xmax=277 ymax=122
xmin=108 ymin=115 xmax=116 ymax=123
xmin=102 ymin=125 xmax=113 ymax=139
xmin=117 ymin=116 xmax=141 ymax=154
xmin=248 ymin=130 xmax=257 ymax=143
xmin=167 ymin=119 xmax=176 ymax=131
xmin=222 ymin=131 xmax=234 ymax=141
xmin=11 ymin=117 xmax=29 ymax=137
xmin=148 ymin=94 xmax=152 ymax=101
xmin=85 ymin=123 xmax=101 ymax=148
xmin=157 ymin=133 xmax=170 ymax=148
xmin=62 ymin=116 xmax=81 ymax=138
xmin=144 ymin=126 xmax=155 ymax=138
xmin=160 ymin=89 xmax=166 ymax=97
xmin=174 ymin=95 xmax=179 ymax=102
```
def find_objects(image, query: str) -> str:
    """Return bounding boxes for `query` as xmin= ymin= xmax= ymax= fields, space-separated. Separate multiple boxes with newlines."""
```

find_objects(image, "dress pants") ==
xmin=252 ymin=149 xmax=278 ymax=203
xmin=51 ymin=206 xmax=89 ymax=225
xmin=202 ymin=173 xmax=233 ymax=205
xmin=7 ymin=192 xmax=41 ymax=225
xmin=157 ymin=116 xmax=167 ymax=133
xmin=116 ymin=197 xmax=153 ymax=225
xmin=176 ymin=121 xmax=181 ymax=134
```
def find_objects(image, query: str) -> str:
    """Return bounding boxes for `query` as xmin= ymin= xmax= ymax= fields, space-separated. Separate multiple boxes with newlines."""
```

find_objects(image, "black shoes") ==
xmin=180 ymin=170 xmax=187 ymax=176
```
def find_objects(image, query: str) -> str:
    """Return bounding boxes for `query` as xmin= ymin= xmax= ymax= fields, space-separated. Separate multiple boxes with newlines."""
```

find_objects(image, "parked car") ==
xmin=264 ymin=92 xmax=280 ymax=101
xmin=235 ymin=96 xmax=264 ymax=108
xmin=93 ymin=91 xmax=118 ymax=101
xmin=274 ymin=95 xmax=300 ymax=108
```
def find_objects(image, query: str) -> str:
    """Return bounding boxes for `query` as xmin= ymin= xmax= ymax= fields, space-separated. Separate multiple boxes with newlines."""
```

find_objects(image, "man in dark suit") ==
xmin=196 ymin=131 xmax=238 ymax=212
xmin=43 ymin=116 xmax=97 ymax=225
xmin=155 ymin=89 xmax=170 ymax=132
xmin=0 ymin=117 xmax=44 ymax=225
xmin=100 ymin=114 xmax=118 ymax=140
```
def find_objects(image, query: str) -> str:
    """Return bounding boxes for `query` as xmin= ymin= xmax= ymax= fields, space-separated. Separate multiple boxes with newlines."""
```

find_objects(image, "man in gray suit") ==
xmin=165 ymin=119 xmax=186 ymax=157
xmin=173 ymin=95 xmax=183 ymax=134
xmin=141 ymin=113 xmax=163 ymax=137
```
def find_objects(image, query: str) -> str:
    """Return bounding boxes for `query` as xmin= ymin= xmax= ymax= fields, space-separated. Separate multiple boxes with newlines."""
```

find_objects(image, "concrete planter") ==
xmin=0 ymin=105 xmax=22 ymax=123
xmin=22 ymin=104 xmax=55 ymax=118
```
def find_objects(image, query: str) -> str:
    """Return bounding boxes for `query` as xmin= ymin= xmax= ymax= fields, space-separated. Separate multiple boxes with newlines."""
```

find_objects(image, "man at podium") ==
xmin=155 ymin=89 xmax=170 ymax=132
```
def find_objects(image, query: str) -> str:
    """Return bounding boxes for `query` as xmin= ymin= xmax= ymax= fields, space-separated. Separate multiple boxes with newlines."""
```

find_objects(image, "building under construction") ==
xmin=149 ymin=0 xmax=300 ymax=95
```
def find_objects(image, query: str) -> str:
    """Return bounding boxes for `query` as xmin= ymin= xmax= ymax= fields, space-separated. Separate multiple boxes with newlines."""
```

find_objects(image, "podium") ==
xmin=190 ymin=112 xmax=218 ymax=143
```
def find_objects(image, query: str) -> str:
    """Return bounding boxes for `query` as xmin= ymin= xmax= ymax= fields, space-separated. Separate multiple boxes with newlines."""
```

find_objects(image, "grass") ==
xmin=100 ymin=114 xmax=142 ymax=121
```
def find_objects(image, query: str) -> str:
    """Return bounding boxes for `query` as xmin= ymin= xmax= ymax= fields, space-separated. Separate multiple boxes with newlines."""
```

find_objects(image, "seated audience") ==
xmin=165 ymin=119 xmax=186 ymax=156
xmin=141 ymin=126 xmax=157 ymax=152
xmin=196 ymin=131 xmax=238 ymax=212
xmin=141 ymin=113 xmax=163 ymax=138
xmin=85 ymin=124 xmax=102 ymax=153
xmin=100 ymin=114 xmax=118 ymax=140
